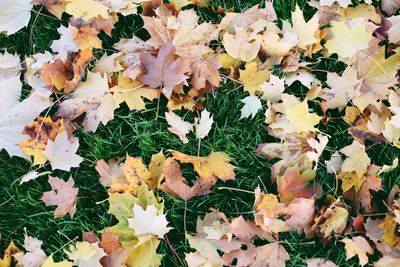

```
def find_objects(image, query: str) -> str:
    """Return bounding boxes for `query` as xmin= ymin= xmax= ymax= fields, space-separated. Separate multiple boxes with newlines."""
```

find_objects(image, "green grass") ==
xmin=0 ymin=1 xmax=399 ymax=266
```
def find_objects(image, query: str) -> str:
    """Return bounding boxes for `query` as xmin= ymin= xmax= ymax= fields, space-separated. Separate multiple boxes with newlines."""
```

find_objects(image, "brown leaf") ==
xmin=160 ymin=158 xmax=210 ymax=201
xmin=99 ymin=231 xmax=122 ymax=254
xmin=41 ymin=48 xmax=94 ymax=94
xmin=139 ymin=42 xmax=192 ymax=98
xmin=41 ymin=176 xmax=79 ymax=218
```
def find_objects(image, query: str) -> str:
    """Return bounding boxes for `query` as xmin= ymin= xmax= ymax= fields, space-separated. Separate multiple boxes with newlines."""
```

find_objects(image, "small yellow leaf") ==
xmin=286 ymin=100 xmax=321 ymax=133
xmin=239 ymin=61 xmax=269 ymax=95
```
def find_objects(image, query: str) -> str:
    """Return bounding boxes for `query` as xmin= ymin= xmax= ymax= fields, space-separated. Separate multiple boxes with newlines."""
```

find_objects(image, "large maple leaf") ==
xmin=139 ymin=42 xmax=192 ymax=99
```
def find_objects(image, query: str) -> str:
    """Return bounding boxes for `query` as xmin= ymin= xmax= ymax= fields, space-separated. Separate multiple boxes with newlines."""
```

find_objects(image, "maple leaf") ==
xmin=256 ymin=133 xmax=315 ymax=181
xmin=65 ymin=0 xmax=109 ymax=21
xmin=322 ymin=66 xmax=361 ymax=111
xmin=277 ymin=166 xmax=322 ymax=204
xmin=139 ymin=42 xmax=192 ymax=99
xmin=0 ymin=240 xmax=21 ymax=267
xmin=186 ymin=235 xmax=241 ymax=266
xmin=18 ymin=117 xmax=63 ymax=165
xmin=286 ymin=99 xmax=321 ymax=133
xmin=284 ymin=198 xmax=315 ymax=234
xmin=319 ymin=202 xmax=349 ymax=238
xmin=127 ymin=203 xmax=172 ymax=238
xmin=355 ymin=48 xmax=400 ymax=111
xmin=284 ymin=5 xmax=320 ymax=50
xmin=0 ymin=52 xmax=21 ymax=78
xmin=253 ymin=189 xmax=287 ymax=234
xmin=114 ymin=37 xmax=152 ymax=80
xmin=43 ymin=131 xmax=83 ymax=171
xmin=169 ymin=150 xmax=235 ymax=184
xmin=252 ymin=242 xmax=290 ymax=267
xmin=160 ymin=158 xmax=210 ymax=200
xmin=72 ymin=25 xmax=102 ymax=50
xmin=324 ymin=19 xmax=374 ymax=59
xmin=261 ymin=74 xmax=285 ymax=103
xmin=41 ymin=176 xmax=79 ymax=218
xmin=190 ymin=55 xmax=220 ymax=91
xmin=240 ymin=95 xmax=262 ymax=119
xmin=239 ymin=61 xmax=270 ymax=95
xmin=65 ymin=241 xmax=106 ymax=267
xmin=14 ymin=236 xmax=46 ymax=267
xmin=59 ymin=71 xmax=119 ymax=132
xmin=194 ymin=109 xmax=214 ymax=139
xmin=0 ymin=82 xmax=51 ymax=158
xmin=0 ymin=0 xmax=32 ymax=35
xmin=222 ymin=28 xmax=261 ymax=62
xmin=340 ymin=141 xmax=371 ymax=178
xmin=41 ymin=49 xmax=94 ymax=93
xmin=111 ymin=76 xmax=158 ymax=111
xmin=379 ymin=214 xmax=400 ymax=249
xmin=142 ymin=6 xmax=216 ymax=56
xmin=341 ymin=236 xmax=373 ymax=266
xmin=165 ymin=111 xmax=193 ymax=144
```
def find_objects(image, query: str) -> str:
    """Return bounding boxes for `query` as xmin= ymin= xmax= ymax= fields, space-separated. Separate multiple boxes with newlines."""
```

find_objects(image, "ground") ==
xmin=0 ymin=0 xmax=399 ymax=266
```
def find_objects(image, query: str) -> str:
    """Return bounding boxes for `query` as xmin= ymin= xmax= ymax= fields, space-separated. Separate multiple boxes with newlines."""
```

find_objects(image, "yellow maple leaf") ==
xmin=320 ymin=205 xmax=349 ymax=238
xmin=65 ymin=0 xmax=109 ymax=21
xmin=286 ymin=100 xmax=321 ymax=133
xmin=239 ymin=61 xmax=270 ymax=95
xmin=112 ymin=77 xmax=159 ymax=111
xmin=324 ymin=19 xmax=373 ymax=59
xmin=286 ymin=5 xmax=320 ymax=50
xmin=169 ymin=150 xmax=236 ymax=184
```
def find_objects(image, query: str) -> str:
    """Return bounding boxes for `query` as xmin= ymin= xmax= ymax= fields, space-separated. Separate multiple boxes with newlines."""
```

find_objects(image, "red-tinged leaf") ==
xmin=160 ymin=158 xmax=211 ymax=201
xmin=277 ymin=166 xmax=322 ymax=204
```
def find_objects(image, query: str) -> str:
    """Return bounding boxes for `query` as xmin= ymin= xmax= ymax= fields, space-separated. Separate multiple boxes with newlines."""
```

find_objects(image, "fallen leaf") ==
xmin=165 ymin=111 xmax=193 ymax=144
xmin=139 ymin=42 xmax=192 ymax=99
xmin=252 ymin=242 xmax=290 ymax=267
xmin=0 ymin=0 xmax=32 ymax=35
xmin=160 ymin=158 xmax=210 ymax=200
xmin=194 ymin=109 xmax=214 ymax=139
xmin=127 ymin=203 xmax=172 ymax=238
xmin=277 ymin=166 xmax=322 ymax=204
xmin=286 ymin=99 xmax=321 ymax=133
xmin=41 ymin=176 xmax=79 ymax=218
xmin=341 ymin=236 xmax=373 ymax=266
xmin=240 ymin=95 xmax=262 ymax=119
xmin=324 ymin=19 xmax=373 ymax=59
xmin=170 ymin=150 xmax=235 ymax=184
xmin=239 ymin=61 xmax=270 ymax=95
xmin=65 ymin=0 xmax=109 ymax=21
xmin=111 ymin=76 xmax=158 ymax=111
xmin=65 ymin=241 xmax=106 ymax=267
xmin=43 ymin=131 xmax=83 ymax=172
xmin=59 ymin=71 xmax=119 ymax=132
